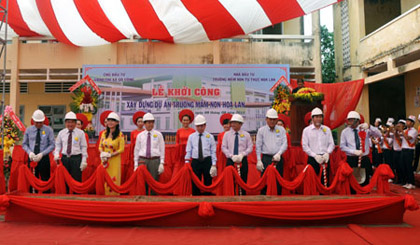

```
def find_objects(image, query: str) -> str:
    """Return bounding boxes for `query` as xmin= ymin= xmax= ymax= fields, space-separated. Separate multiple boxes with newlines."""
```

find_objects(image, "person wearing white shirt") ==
xmin=302 ymin=108 xmax=335 ymax=186
xmin=340 ymin=111 xmax=381 ymax=186
xmin=392 ymin=120 xmax=405 ymax=184
xmin=54 ymin=112 xmax=88 ymax=183
xmin=222 ymin=113 xmax=253 ymax=195
xmin=400 ymin=115 xmax=417 ymax=189
xmin=381 ymin=122 xmax=394 ymax=171
xmin=256 ymin=108 xmax=288 ymax=195
xmin=133 ymin=113 xmax=165 ymax=183
xmin=185 ymin=115 xmax=217 ymax=195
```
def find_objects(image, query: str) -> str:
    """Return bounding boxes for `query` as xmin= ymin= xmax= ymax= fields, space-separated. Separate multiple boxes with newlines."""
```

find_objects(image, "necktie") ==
xmin=234 ymin=132 xmax=239 ymax=155
xmin=198 ymin=133 xmax=203 ymax=161
xmin=67 ymin=130 xmax=73 ymax=156
xmin=146 ymin=132 xmax=151 ymax=158
xmin=34 ymin=129 xmax=41 ymax=154
xmin=353 ymin=129 xmax=360 ymax=150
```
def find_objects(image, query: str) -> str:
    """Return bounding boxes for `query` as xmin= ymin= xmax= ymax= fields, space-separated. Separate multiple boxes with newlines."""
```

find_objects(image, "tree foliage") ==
xmin=320 ymin=25 xmax=336 ymax=83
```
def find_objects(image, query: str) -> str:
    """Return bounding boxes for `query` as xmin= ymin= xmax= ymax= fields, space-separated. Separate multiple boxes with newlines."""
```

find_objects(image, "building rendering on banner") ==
xmin=2 ymin=13 xmax=322 ymax=135
xmin=333 ymin=0 xmax=420 ymax=121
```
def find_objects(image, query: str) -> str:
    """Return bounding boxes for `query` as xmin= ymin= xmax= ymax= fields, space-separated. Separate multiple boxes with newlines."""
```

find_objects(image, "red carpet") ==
xmin=0 ymin=183 xmax=419 ymax=244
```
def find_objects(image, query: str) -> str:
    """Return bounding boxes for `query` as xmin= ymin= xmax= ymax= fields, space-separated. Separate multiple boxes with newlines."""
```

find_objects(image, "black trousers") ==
xmin=62 ymin=154 xmax=82 ymax=182
xmin=260 ymin=154 xmax=283 ymax=195
xmin=383 ymin=149 xmax=393 ymax=170
xmin=401 ymin=149 xmax=415 ymax=185
xmin=414 ymin=143 xmax=420 ymax=172
xmin=28 ymin=154 xmax=51 ymax=193
xmin=372 ymin=147 xmax=383 ymax=167
xmin=307 ymin=156 xmax=330 ymax=186
xmin=393 ymin=150 xmax=403 ymax=184
xmin=191 ymin=157 xmax=212 ymax=196
xmin=227 ymin=157 xmax=248 ymax=195
xmin=347 ymin=155 xmax=372 ymax=186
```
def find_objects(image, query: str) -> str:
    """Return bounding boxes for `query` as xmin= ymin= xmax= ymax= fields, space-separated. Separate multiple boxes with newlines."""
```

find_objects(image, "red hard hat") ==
xmin=278 ymin=114 xmax=290 ymax=128
xmin=179 ymin=109 xmax=194 ymax=123
xmin=76 ymin=113 xmax=89 ymax=130
xmin=220 ymin=113 xmax=233 ymax=126
xmin=100 ymin=110 xmax=112 ymax=127
xmin=132 ymin=111 xmax=146 ymax=125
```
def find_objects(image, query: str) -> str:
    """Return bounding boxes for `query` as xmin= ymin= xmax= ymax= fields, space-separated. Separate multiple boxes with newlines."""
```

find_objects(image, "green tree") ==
xmin=320 ymin=25 xmax=336 ymax=83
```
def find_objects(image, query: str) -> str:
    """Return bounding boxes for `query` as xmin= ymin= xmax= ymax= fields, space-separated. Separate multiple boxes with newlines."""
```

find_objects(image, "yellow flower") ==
xmin=240 ymin=134 xmax=244 ymax=137
xmin=42 ymin=131 xmax=45 ymax=135
xmin=323 ymin=128 xmax=327 ymax=133
xmin=206 ymin=134 xmax=210 ymax=138
xmin=75 ymin=137 xmax=79 ymax=141
xmin=153 ymin=134 xmax=157 ymax=138
xmin=276 ymin=129 xmax=279 ymax=133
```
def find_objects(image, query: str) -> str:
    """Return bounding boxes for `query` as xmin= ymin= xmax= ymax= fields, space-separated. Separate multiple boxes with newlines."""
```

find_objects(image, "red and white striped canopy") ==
xmin=1 ymin=0 xmax=340 ymax=46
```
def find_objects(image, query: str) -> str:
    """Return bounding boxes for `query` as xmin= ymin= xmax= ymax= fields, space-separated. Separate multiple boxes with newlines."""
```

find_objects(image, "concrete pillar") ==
xmin=312 ymin=10 xmax=322 ymax=83
xmin=9 ymin=37 xmax=19 ymax=114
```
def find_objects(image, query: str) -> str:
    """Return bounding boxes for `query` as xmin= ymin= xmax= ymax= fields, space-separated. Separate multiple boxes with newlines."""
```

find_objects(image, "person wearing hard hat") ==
xmin=392 ymin=120 xmax=405 ymax=184
xmin=371 ymin=118 xmax=384 ymax=168
xmin=127 ymin=111 xmax=146 ymax=181
xmin=381 ymin=122 xmax=394 ymax=174
xmin=399 ymin=115 xmax=417 ymax=189
xmin=216 ymin=113 xmax=232 ymax=176
xmin=54 ymin=112 xmax=88 ymax=184
xmin=134 ymin=113 xmax=165 ymax=185
xmin=22 ymin=109 xmax=55 ymax=185
xmin=340 ymin=111 xmax=381 ymax=186
xmin=98 ymin=112 xmax=125 ymax=195
xmin=185 ymin=115 xmax=217 ymax=195
xmin=301 ymin=107 xmax=335 ymax=186
xmin=222 ymin=113 xmax=253 ymax=194
xmin=256 ymin=108 xmax=288 ymax=195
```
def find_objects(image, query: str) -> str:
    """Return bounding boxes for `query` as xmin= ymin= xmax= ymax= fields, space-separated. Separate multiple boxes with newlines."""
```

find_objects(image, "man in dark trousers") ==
xmin=22 ymin=109 xmax=55 ymax=187
xmin=54 ymin=111 xmax=88 ymax=183
xmin=185 ymin=115 xmax=217 ymax=195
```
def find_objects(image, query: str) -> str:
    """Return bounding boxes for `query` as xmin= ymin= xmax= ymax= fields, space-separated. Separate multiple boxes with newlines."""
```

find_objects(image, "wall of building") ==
xmin=401 ymin=0 xmax=420 ymax=12
xmin=364 ymin=0 xmax=401 ymax=36
xmin=405 ymin=68 xmax=420 ymax=118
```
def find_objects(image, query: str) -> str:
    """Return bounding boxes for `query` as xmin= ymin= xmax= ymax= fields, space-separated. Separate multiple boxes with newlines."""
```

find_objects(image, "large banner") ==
xmin=83 ymin=65 xmax=289 ymax=135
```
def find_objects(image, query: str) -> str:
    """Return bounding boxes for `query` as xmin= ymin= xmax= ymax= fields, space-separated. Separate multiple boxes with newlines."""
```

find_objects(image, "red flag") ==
xmin=86 ymin=75 xmax=102 ymax=95
xmin=8 ymin=110 xmax=26 ymax=132
xmin=69 ymin=76 xmax=87 ymax=92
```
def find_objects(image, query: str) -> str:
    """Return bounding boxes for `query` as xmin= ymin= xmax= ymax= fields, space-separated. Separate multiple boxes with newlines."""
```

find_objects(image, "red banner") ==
xmin=86 ymin=75 xmax=102 ymax=95
xmin=8 ymin=110 xmax=26 ymax=132
xmin=68 ymin=76 xmax=87 ymax=92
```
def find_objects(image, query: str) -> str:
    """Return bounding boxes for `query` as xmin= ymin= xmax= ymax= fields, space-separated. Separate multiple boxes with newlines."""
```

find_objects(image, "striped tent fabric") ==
xmin=0 ymin=0 xmax=340 ymax=46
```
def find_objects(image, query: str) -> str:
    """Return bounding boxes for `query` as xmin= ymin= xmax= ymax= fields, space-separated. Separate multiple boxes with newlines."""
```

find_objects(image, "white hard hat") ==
xmin=398 ymin=119 xmax=406 ymax=125
xmin=311 ymin=107 xmax=323 ymax=117
xmin=32 ymin=109 xmax=45 ymax=122
xmin=194 ymin=115 xmax=206 ymax=126
xmin=231 ymin=114 xmax=244 ymax=123
xmin=407 ymin=115 xmax=416 ymax=122
xmin=386 ymin=122 xmax=393 ymax=127
xmin=347 ymin=111 xmax=360 ymax=120
xmin=64 ymin=111 xmax=77 ymax=121
xmin=375 ymin=118 xmax=381 ymax=123
xmin=143 ymin=113 xmax=155 ymax=122
xmin=265 ymin=108 xmax=278 ymax=119
xmin=387 ymin=117 xmax=395 ymax=124
xmin=107 ymin=112 xmax=120 ymax=122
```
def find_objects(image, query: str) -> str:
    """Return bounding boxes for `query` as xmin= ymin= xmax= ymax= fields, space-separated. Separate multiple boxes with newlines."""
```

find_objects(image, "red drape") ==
xmin=290 ymin=79 xmax=365 ymax=129
xmin=0 ymin=193 xmax=416 ymax=224
xmin=14 ymin=158 xmax=397 ymax=196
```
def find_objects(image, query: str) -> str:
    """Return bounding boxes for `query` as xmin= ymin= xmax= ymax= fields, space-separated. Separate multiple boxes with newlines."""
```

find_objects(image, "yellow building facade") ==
xmin=334 ymin=0 xmax=420 ymax=122
xmin=1 ymin=15 xmax=322 ymax=133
